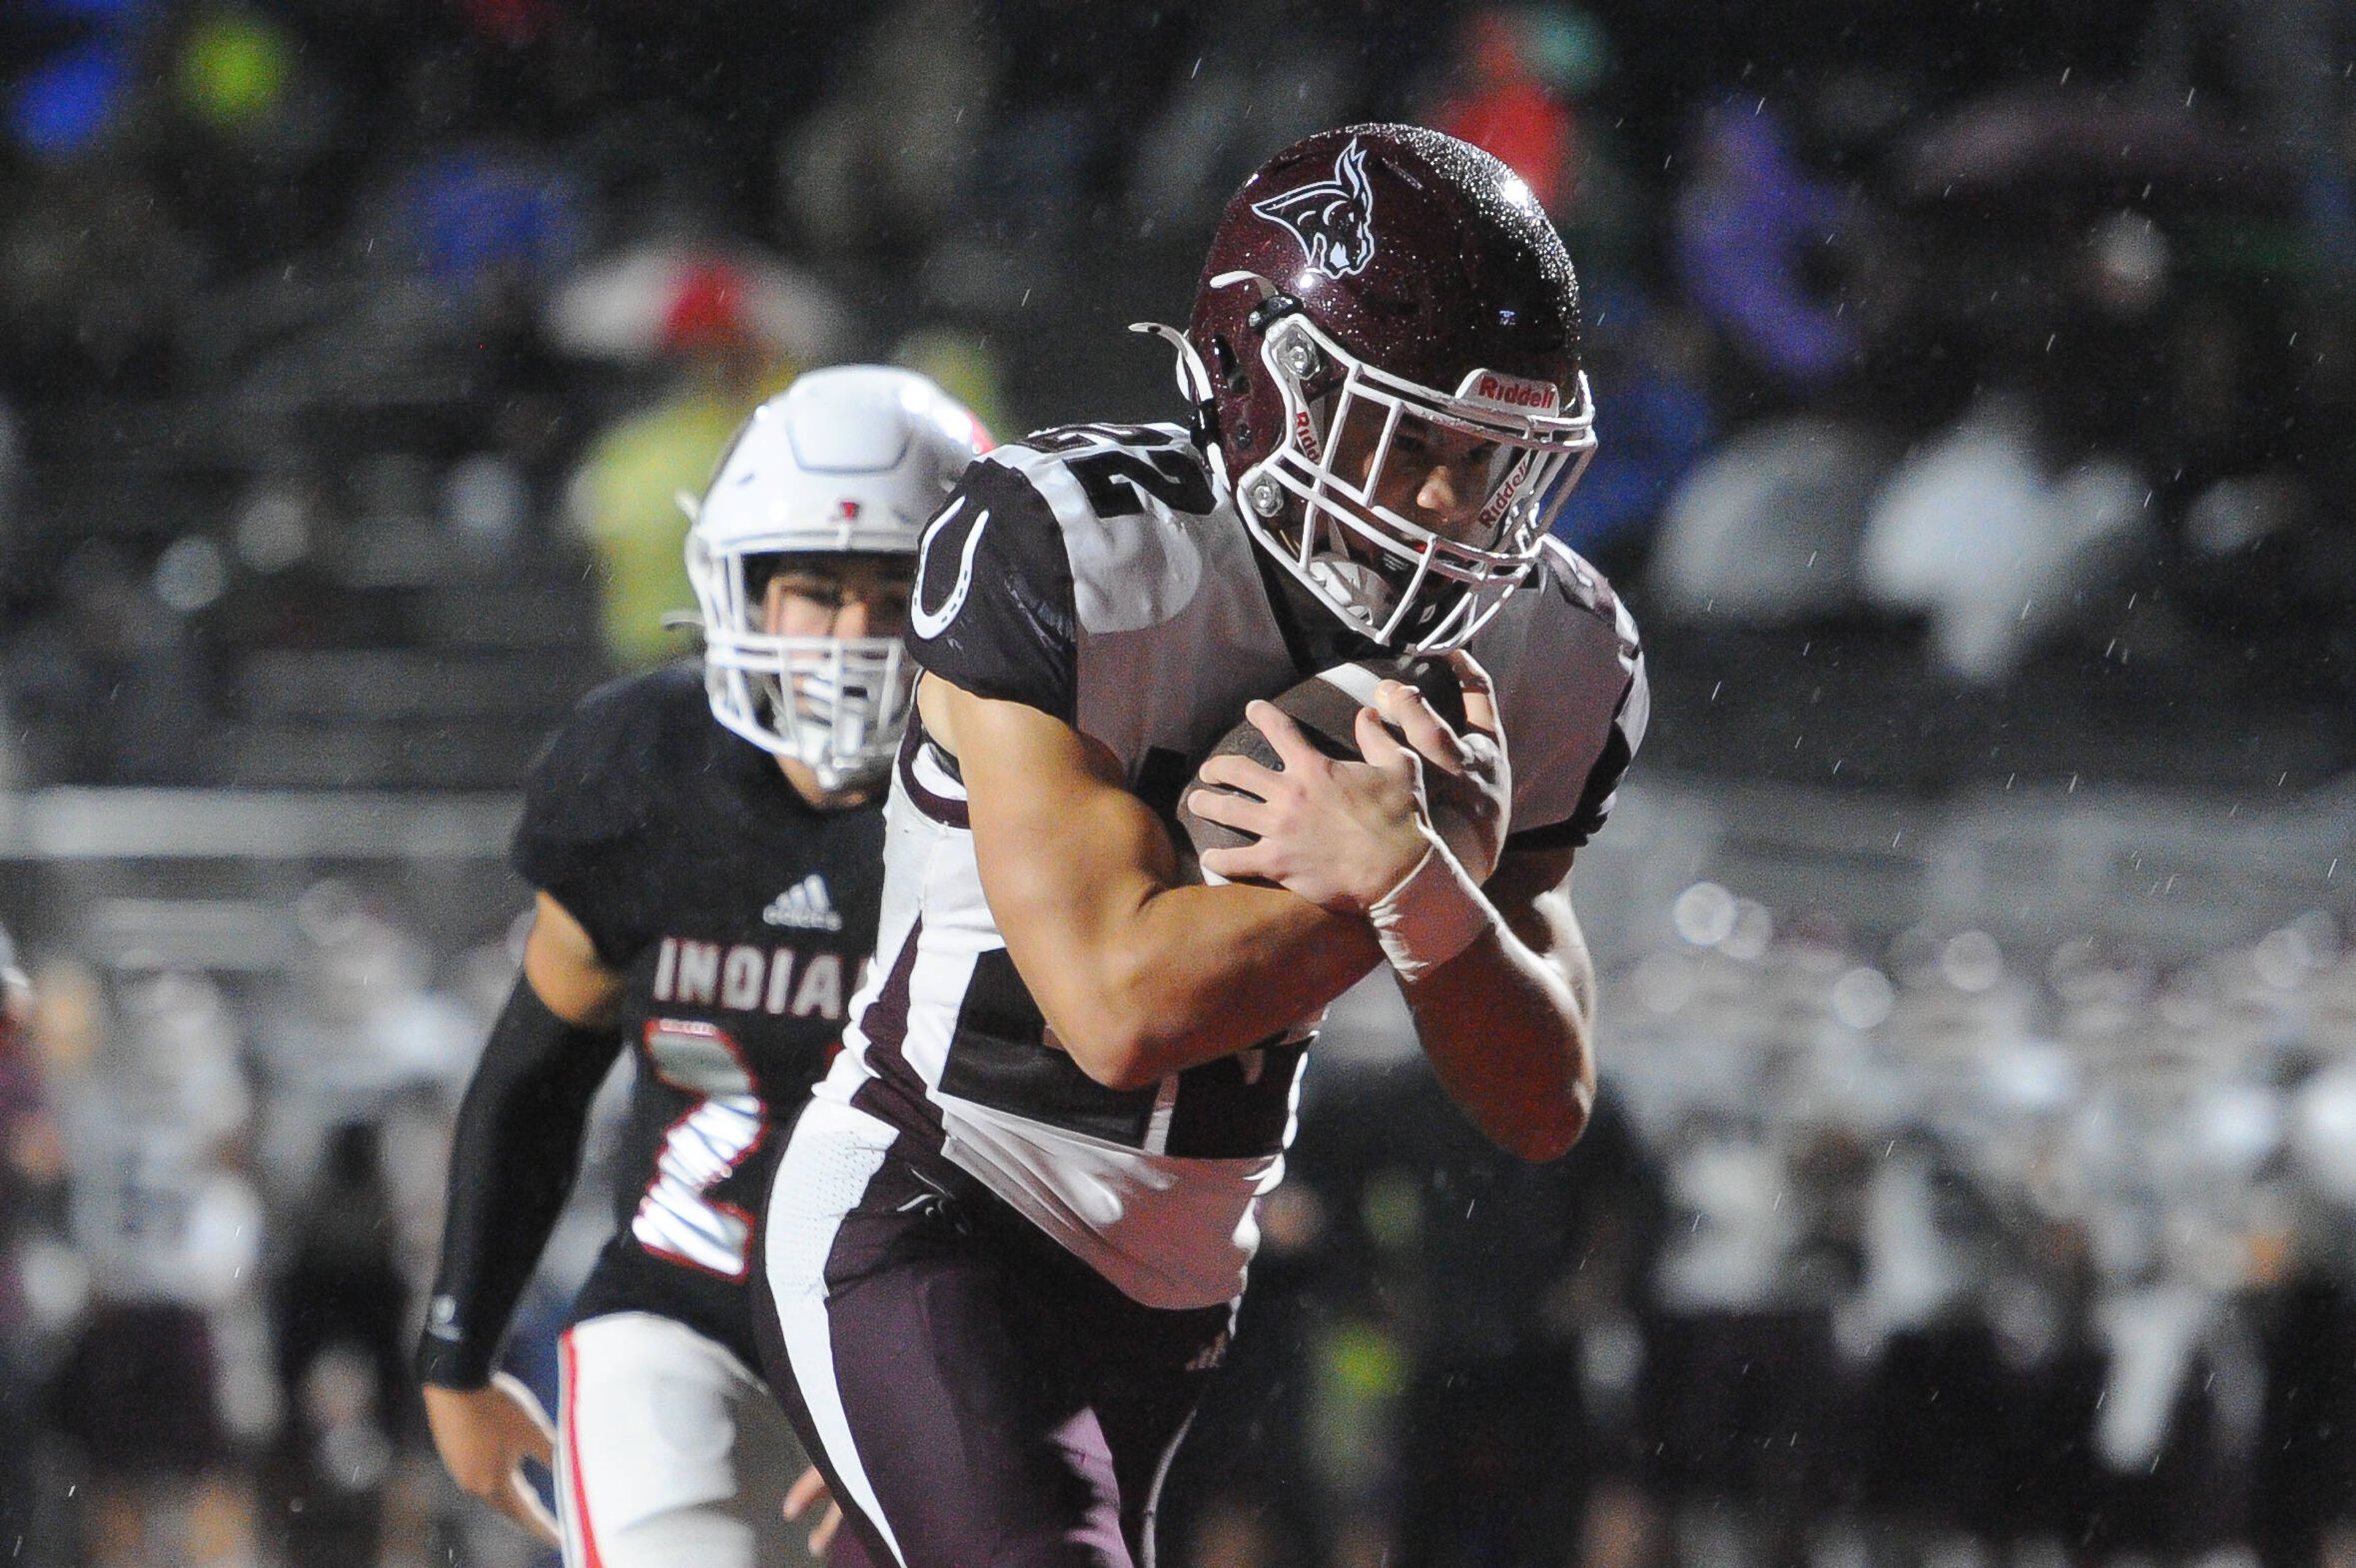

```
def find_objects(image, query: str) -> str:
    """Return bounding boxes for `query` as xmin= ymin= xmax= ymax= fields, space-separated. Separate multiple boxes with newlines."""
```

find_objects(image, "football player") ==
xmin=753 ymin=124 xmax=1649 ymax=1568
xmin=417 ymin=366 xmax=987 ymax=1568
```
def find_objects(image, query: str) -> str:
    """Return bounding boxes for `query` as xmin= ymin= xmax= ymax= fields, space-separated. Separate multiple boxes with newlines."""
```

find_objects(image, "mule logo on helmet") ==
xmin=1250 ymin=139 xmax=1376 ymax=280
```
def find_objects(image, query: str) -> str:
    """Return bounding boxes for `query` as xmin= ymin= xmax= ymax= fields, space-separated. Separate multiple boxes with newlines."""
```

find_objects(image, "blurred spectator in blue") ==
xmin=1674 ymin=99 xmax=1858 ymax=394
xmin=9 ymin=36 xmax=136 ymax=160
xmin=1550 ymin=286 xmax=1715 ymax=571
xmin=396 ymin=151 xmax=582 ymax=291
xmin=4 ymin=0 xmax=153 ymax=161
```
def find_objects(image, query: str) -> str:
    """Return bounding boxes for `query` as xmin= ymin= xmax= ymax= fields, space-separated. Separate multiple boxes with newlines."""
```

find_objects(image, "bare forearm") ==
xmin=1399 ymin=856 xmax=1595 ymax=1162
xmin=1079 ymin=881 xmax=1384 ymax=1086
xmin=1401 ymin=923 xmax=1592 ymax=1161
xmin=995 ymin=807 xmax=1384 ymax=1086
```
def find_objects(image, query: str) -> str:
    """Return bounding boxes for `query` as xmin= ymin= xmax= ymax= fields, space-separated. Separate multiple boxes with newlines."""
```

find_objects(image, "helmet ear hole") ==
xmin=1211 ymin=335 xmax=1247 ymax=394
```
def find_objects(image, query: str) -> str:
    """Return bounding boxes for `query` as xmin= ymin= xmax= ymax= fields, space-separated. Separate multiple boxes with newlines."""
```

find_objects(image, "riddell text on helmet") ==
xmin=1466 ymin=370 xmax=1560 ymax=411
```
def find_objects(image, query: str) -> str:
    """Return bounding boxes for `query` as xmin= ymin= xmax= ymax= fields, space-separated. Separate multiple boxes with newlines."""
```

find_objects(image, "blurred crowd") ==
xmin=1169 ymin=890 xmax=2356 ymax=1568
xmin=0 ymin=891 xmax=577 ymax=1568
xmin=1 ymin=0 xmax=2352 ymax=788
xmin=13 ymin=876 xmax=2356 ymax=1568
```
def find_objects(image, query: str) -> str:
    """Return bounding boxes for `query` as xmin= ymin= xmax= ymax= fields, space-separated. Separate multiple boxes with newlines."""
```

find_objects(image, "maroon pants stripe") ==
xmin=755 ymin=1139 xmax=1230 ymax=1568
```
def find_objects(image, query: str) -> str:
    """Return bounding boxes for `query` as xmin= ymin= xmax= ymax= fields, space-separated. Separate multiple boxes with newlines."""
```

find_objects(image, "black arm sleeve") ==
xmin=415 ymin=976 xmax=623 ymax=1389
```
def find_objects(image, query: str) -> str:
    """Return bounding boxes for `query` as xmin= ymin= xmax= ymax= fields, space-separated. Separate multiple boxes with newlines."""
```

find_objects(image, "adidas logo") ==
xmin=763 ymin=874 xmax=844 ymax=932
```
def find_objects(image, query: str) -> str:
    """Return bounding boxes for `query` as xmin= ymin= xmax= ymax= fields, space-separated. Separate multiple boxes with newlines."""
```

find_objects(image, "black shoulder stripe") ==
xmin=907 ymin=460 xmax=1079 ymax=725
xmin=1520 ymin=647 xmax=1647 ymax=852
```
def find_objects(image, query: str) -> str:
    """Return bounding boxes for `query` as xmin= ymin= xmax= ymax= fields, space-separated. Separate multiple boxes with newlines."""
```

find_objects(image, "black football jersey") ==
xmin=515 ymin=665 xmax=885 ymax=1367
xmin=815 ymin=422 xmax=1646 ymax=1311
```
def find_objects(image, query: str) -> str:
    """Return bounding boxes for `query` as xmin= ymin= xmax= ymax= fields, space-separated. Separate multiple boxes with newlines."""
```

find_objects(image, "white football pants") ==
xmin=555 ymin=1311 xmax=812 ymax=1568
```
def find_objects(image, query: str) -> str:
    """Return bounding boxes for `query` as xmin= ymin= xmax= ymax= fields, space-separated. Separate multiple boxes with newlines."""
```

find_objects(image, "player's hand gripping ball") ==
xmin=1178 ymin=650 xmax=1511 ymax=904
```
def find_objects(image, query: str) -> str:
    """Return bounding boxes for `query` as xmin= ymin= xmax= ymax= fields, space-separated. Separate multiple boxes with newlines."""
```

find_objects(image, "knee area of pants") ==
xmin=593 ymin=1508 xmax=758 ymax=1568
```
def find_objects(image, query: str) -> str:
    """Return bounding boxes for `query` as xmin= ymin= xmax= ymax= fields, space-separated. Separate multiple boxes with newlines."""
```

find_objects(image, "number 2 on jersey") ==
xmin=633 ymin=1020 xmax=765 ymax=1280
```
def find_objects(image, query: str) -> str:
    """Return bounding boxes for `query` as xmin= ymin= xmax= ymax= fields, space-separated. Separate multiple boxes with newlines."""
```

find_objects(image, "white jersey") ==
xmin=813 ymin=421 xmax=1646 ymax=1309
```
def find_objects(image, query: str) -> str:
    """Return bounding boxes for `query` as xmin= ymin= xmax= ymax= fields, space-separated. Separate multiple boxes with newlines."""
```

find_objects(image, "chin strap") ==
xmin=1130 ymin=320 xmax=1231 ymax=492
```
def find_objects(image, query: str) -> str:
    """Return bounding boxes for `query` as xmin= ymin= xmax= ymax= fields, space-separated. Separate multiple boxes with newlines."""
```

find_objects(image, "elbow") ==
xmin=1064 ymin=1026 xmax=1163 ymax=1088
xmin=1500 ymin=1090 xmax=1590 ymax=1164
xmin=1061 ymin=1024 xmax=1167 ymax=1094
xmin=1049 ymin=950 xmax=1198 ymax=1093
xmin=1083 ymin=1048 xmax=1166 ymax=1095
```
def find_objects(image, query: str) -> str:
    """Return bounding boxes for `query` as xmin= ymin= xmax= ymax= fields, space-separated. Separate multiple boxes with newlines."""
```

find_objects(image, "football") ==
xmin=1176 ymin=657 xmax=1468 ymax=856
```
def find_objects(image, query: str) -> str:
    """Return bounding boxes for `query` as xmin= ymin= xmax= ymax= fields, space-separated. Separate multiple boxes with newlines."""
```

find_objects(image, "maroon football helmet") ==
xmin=1149 ymin=123 xmax=1597 ymax=651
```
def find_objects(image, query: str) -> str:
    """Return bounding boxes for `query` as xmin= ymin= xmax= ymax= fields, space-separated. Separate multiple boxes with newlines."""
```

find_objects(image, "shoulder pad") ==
xmin=1533 ymin=537 xmax=1638 ymax=653
xmin=988 ymin=423 xmax=1217 ymax=529
xmin=520 ymin=667 xmax=693 ymax=843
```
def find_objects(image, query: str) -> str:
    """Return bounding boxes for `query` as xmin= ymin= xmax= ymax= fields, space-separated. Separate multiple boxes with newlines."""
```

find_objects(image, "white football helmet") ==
xmin=687 ymin=366 xmax=988 ymax=791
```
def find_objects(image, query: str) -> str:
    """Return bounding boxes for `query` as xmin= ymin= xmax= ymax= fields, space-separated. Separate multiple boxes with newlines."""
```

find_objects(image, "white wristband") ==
xmin=1369 ymin=830 xmax=1492 ymax=983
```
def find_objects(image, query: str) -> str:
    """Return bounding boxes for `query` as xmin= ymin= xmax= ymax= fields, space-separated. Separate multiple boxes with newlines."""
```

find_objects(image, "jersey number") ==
xmin=1031 ymin=429 xmax=1215 ymax=518
xmin=1069 ymin=450 xmax=1214 ymax=518
xmin=632 ymin=1020 xmax=765 ymax=1281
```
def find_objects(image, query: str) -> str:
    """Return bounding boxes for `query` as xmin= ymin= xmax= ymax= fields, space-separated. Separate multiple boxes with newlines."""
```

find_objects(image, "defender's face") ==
xmin=757 ymin=553 xmax=915 ymax=640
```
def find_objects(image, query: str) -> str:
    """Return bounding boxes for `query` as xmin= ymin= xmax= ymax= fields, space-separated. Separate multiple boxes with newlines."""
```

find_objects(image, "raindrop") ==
xmin=1722 ymin=901 xmax=1774 ymax=961
xmin=1942 ymin=931 xmax=2003 ymax=991
xmin=1830 ymin=967 xmax=1895 ymax=1029
xmin=1672 ymin=882 xmax=1737 ymax=947
xmin=2254 ymin=927 xmax=2317 ymax=990
xmin=153 ymin=536 xmax=228 ymax=613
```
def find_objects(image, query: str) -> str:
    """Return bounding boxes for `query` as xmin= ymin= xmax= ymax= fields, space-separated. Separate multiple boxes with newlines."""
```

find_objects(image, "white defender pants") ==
xmin=555 ymin=1311 xmax=815 ymax=1568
